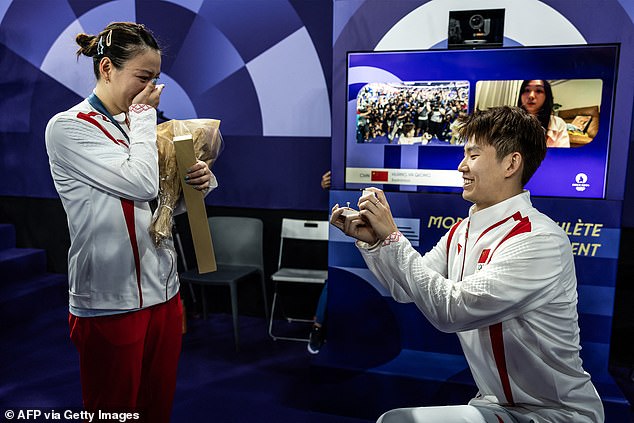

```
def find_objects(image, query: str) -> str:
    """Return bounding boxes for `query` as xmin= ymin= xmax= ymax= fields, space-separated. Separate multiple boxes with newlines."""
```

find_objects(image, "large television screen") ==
xmin=345 ymin=44 xmax=619 ymax=198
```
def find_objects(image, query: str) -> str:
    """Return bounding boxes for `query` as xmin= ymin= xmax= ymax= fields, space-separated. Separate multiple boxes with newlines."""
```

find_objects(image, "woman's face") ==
xmin=520 ymin=80 xmax=546 ymax=116
xmin=107 ymin=49 xmax=161 ymax=114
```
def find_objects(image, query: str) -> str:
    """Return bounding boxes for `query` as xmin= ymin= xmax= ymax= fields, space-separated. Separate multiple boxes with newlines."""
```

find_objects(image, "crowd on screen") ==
xmin=356 ymin=82 xmax=469 ymax=144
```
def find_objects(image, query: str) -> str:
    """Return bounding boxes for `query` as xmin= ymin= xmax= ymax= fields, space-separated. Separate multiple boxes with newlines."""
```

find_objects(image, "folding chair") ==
xmin=268 ymin=218 xmax=328 ymax=342
xmin=180 ymin=216 xmax=268 ymax=352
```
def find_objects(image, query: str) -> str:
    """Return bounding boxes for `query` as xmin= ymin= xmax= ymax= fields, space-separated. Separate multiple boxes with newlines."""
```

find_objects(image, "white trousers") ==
xmin=376 ymin=405 xmax=530 ymax=423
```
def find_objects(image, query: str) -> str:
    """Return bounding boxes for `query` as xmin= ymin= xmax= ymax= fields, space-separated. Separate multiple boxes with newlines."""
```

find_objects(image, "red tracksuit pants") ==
xmin=69 ymin=294 xmax=182 ymax=423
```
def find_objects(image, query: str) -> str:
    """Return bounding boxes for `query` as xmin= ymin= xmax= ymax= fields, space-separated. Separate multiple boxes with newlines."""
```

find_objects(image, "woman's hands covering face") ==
xmin=132 ymin=81 xmax=164 ymax=109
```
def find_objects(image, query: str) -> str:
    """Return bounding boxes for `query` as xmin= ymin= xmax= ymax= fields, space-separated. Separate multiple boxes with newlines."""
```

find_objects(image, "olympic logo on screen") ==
xmin=572 ymin=173 xmax=590 ymax=191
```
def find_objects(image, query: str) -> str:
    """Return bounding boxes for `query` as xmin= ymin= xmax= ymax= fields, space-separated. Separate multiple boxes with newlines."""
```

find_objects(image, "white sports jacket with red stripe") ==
xmin=359 ymin=191 xmax=603 ymax=422
xmin=46 ymin=99 xmax=179 ymax=311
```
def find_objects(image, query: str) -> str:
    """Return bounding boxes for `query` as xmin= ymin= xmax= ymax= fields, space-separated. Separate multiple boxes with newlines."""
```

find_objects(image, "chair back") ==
xmin=209 ymin=216 xmax=264 ymax=268
xmin=277 ymin=218 xmax=329 ymax=270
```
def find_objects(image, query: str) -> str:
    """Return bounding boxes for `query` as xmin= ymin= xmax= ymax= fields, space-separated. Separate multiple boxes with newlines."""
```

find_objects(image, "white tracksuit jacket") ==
xmin=45 ymin=99 xmax=178 ymax=311
xmin=359 ymin=191 xmax=604 ymax=422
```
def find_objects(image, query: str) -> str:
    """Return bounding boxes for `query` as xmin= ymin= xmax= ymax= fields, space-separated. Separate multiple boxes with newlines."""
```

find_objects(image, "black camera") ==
xmin=468 ymin=14 xmax=489 ymax=35
xmin=448 ymin=9 xmax=505 ymax=49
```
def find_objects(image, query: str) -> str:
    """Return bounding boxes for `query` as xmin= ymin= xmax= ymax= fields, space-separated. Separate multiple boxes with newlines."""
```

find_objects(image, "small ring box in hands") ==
xmin=339 ymin=207 xmax=359 ymax=220
xmin=338 ymin=189 xmax=374 ymax=221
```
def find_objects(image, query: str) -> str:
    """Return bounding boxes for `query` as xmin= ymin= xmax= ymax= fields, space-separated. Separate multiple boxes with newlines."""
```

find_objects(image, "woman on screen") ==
xmin=517 ymin=79 xmax=570 ymax=147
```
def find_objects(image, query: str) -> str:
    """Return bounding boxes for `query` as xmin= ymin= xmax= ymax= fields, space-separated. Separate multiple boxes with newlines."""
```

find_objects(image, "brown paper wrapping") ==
xmin=150 ymin=119 xmax=222 ymax=247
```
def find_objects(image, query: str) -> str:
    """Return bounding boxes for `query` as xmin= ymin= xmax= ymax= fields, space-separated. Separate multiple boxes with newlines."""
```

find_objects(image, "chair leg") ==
xmin=268 ymin=291 xmax=279 ymax=340
xmin=267 ymin=283 xmax=311 ymax=343
xmin=260 ymin=274 xmax=270 ymax=323
xmin=230 ymin=283 xmax=240 ymax=352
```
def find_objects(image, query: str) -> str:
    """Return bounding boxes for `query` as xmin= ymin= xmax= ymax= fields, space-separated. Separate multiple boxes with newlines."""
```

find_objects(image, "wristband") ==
xmin=382 ymin=231 xmax=402 ymax=247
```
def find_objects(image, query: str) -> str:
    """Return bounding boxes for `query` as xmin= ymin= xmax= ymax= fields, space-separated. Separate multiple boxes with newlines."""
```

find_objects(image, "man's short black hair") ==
xmin=457 ymin=106 xmax=547 ymax=186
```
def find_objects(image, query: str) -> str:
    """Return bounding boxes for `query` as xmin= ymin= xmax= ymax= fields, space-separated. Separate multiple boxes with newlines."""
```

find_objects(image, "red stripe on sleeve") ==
xmin=77 ymin=111 xmax=129 ymax=148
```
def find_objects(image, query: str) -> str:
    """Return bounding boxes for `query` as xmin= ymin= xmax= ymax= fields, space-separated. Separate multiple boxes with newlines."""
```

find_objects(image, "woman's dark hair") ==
xmin=517 ymin=79 xmax=554 ymax=131
xmin=457 ymin=106 xmax=547 ymax=187
xmin=75 ymin=22 xmax=160 ymax=79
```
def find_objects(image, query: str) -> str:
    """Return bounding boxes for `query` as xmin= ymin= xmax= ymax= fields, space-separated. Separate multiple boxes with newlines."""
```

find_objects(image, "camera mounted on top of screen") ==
xmin=448 ymin=9 xmax=505 ymax=49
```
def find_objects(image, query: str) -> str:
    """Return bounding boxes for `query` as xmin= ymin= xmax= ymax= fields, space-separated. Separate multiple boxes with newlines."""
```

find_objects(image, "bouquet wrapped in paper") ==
xmin=150 ymin=119 xmax=223 ymax=246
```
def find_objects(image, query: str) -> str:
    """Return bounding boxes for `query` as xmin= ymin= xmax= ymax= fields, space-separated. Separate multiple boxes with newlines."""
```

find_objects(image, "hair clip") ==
xmin=105 ymin=29 xmax=112 ymax=47
xmin=97 ymin=36 xmax=104 ymax=55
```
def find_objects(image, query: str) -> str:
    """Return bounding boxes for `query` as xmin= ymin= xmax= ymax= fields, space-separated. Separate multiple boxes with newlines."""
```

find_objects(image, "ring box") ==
xmin=340 ymin=208 xmax=359 ymax=219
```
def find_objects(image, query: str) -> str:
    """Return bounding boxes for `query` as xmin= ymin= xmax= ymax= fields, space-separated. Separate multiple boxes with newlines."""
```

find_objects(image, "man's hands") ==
xmin=330 ymin=187 xmax=399 ymax=245
xmin=358 ymin=188 xmax=399 ymax=240
xmin=330 ymin=205 xmax=377 ymax=244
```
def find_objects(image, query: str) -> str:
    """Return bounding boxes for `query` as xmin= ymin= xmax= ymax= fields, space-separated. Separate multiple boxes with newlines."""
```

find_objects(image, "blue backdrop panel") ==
xmin=192 ymin=68 xmax=261 ymax=135
xmin=135 ymin=3 xmax=198 ymax=72
xmin=207 ymin=136 xmax=330 ymax=209
xmin=0 ymin=0 xmax=76 ymax=68
xmin=325 ymin=266 xmax=401 ymax=369
xmin=197 ymin=0 xmax=303 ymax=63
xmin=0 ymin=44 xmax=39 ymax=133
xmin=0 ymin=44 xmax=81 ymax=197
xmin=167 ymin=16 xmax=245 ymax=96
